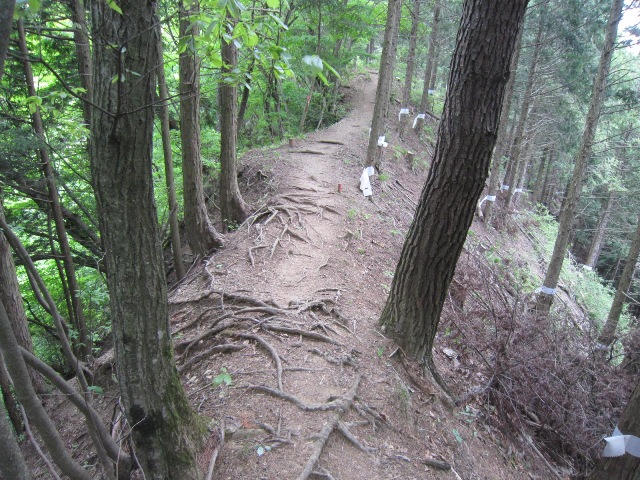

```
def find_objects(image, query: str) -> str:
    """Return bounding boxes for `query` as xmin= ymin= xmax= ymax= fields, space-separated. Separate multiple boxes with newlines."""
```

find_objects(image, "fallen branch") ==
xmin=296 ymin=374 xmax=363 ymax=480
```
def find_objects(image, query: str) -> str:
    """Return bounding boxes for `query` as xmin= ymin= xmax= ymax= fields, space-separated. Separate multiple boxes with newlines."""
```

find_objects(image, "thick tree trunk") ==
xmin=220 ymin=14 xmax=249 ymax=229
xmin=598 ymin=215 xmax=640 ymax=347
xmin=536 ymin=0 xmax=623 ymax=314
xmin=90 ymin=1 xmax=202 ymax=478
xmin=365 ymin=0 xmax=403 ymax=168
xmin=66 ymin=0 xmax=93 ymax=126
xmin=482 ymin=24 xmax=524 ymax=223
xmin=400 ymin=0 xmax=421 ymax=139
xmin=414 ymin=1 xmax=440 ymax=132
xmin=157 ymin=33 xmax=186 ymax=280
xmin=588 ymin=382 xmax=640 ymax=479
xmin=17 ymin=20 xmax=89 ymax=358
xmin=179 ymin=0 xmax=224 ymax=257
xmin=0 ymin=298 xmax=91 ymax=480
xmin=380 ymin=0 xmax=528 ymax=366
xmin=585 ymin=190 xmax=615 ymax=269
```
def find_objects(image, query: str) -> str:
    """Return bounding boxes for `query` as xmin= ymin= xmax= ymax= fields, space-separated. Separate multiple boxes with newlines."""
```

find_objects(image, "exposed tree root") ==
xmin=178 ymin=343 xmax=247 ymax=374
xmin=296 ymin=374 xmax=363 ymax=480
xmin=237 ymin=333 xmax=284 ymax=390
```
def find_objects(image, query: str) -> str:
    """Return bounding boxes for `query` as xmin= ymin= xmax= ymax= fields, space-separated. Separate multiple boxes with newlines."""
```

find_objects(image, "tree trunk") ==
xmin=156 ymin=32 xmax=186 ymax=280
xmin=220 ymin=13 xmax=250 ymax=229
xmin=90 ymin=1 xmax=202 ymax=478
xmin=588 ymin=382 xmax=640 ymax=479
xmin=0 ymin=0 xmax=14 ymax=81
xmin=482 ymin=23 xmax=524 ymax=223
xmin=504 ymin=14 xmax=543 ymax=210
xmin=400 ymin=0 xmax=421 ymax=139
xmin=0 ymin=353 xmax=22 ymax=434
xmin=536 ymin=0 xmax=623 ymax=314
xmin=0 ymin=298 xmax=91 ymax=480
xmin=0 ymin=200 xmax=44 ymax=392
xmin=380 ymin=0 xmax=528 ymax=366
xmin=17 ymin=20 xmax=89 ymax=358
xmin=414 ymin=0 xmax=440 ymax=132
xmin=179 ymin=0 xmax=224 ymax=257
xmin=0 ymin=356 xmax=30 ymax=480
xmin=66 ymin=0 xmax=93 ymax=126
xmin=365 ymin=0 xmax=403 ymax=168
xmin=598 ymin=215 xmax=640 ymax=347
xmin=585 ymin=190 xmax=615 ymax=269
xmin=531 ymin=144 xmax=549 ymax=204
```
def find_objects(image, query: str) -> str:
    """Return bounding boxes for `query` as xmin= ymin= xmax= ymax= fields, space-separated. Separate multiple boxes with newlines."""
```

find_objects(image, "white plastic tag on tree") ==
xmin=478 ymin=195 xmax=497 ymax=208
xmin=514 ymin=188 xmax=524 ymax=193
xmin=377 ymin=136 xmax=388 ymax=148
xmin=412 ymin=113 xmax=426 ymax=128
xmin=359 ymin=168 xmax=372 ymax=197
xmin=537 ymin=285 xmax=556 ymax=295
xmin=603 ymin=427 xmax=640 ymax=458
xmin=500 ymin=184 xmax=509 ymax=191
xmin=398 ymin=108 xmax=410 ymax=121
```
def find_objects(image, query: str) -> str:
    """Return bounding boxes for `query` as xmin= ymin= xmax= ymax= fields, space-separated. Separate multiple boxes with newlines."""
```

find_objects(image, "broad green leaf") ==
xmin=267 ymin=12 xmax=288 ymax=30
xmin=301 ymin=55 xmax=323 ymax=77
xmin=106 ymin=0 xmax=123 ymax=15
xmin=266 ymin=0 xmax=279 ymax=8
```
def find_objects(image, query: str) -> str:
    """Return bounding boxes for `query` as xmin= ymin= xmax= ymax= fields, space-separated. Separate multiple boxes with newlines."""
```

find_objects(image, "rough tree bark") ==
xmin=17 ymin=19 xmax=89 ymax=358
xmin=414 ymin=0 xmax=440 ymax=132
xmin=156 ymin=32 xmax=186 ymax=280
xmin=598 ymin=214 xmax=640 ymax=347
xmin=365 ymin=0 xmax=403 ymax=168
xmin=180 ymin=0 xmax=224 ymax=256
xmin=90 ymin=0 xmax=202 ymax=478
xmin=219 ymin=12 xmax=250 ymax=229
xmin=536 ymin=0 xmax=623 ymax=314
xmin=400 ymin=0 xmax=421 ymax=139
xmin=588 ymin=382 xmax=640 ymax=479
xmin=585 ymin=190 xmax=615 ymax=269
xmin=380 ymin=0 xmax=529 ymax=370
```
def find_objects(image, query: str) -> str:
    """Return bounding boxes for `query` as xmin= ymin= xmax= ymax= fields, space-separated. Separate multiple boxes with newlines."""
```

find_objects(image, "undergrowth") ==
xmin=439 ymin=218 xmax=635 ymax=477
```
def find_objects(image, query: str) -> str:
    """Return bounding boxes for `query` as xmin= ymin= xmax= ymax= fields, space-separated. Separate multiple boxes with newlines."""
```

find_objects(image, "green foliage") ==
xmin=212 ymin=367 xmax=233 ymax=387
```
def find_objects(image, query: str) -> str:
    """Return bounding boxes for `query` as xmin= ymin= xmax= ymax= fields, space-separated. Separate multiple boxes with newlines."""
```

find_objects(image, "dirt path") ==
xmin=166 ymin=72 xmax=543 ymax=480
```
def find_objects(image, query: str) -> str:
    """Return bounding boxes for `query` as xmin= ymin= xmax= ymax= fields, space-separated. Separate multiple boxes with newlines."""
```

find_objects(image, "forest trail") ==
xmin=160 ymin=71 xmax=554 ymax=480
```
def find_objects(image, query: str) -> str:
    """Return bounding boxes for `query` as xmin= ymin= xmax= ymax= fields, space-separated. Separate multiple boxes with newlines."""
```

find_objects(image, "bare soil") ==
xmin=34 ymin=71 xmax=565 ymax=480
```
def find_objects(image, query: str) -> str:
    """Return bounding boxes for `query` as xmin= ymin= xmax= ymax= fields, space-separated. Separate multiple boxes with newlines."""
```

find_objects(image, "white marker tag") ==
xmin=514 ymin=188 xmax=524 ymax=193
xmin=398 ymin=108 xmax=410 ymax=121
xmin=377 ymin=136 xmax=386 ymax=147
xmin=603 ymin=427 xmax=640 ymax=458
xmin=500 ymin=184 xmax=510 ymax=191
xmin=359 ymin=168 xmax=372 ymax=197
xmin=538 ymin=286 xmax=556 ymax=295
xmin=412 ymin=113 xmax=426 ymax=129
